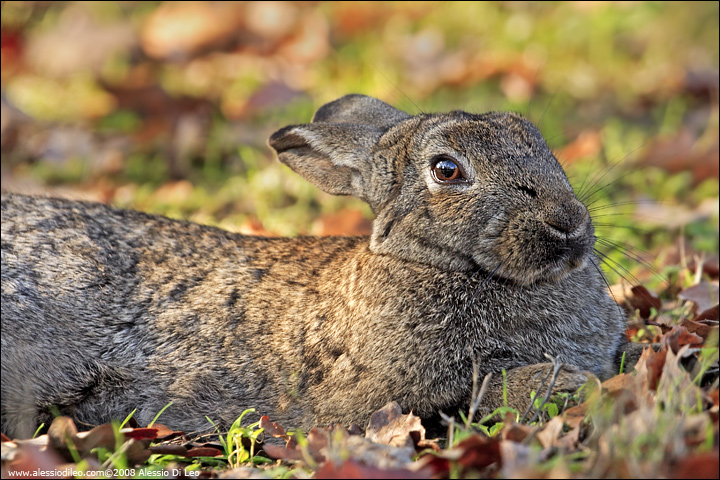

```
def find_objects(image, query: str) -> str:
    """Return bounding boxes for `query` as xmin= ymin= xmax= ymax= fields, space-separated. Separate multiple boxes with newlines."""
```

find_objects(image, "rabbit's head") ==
xmin=269 ymin=95 xmax=594 ymax=285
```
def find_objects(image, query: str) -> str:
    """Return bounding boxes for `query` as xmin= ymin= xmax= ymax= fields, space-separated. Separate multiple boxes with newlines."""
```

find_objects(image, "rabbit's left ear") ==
xmin=311 ymin=94 xmax=411 ymax=128
xmin=268 ymin=95 xmax=410 ymax=210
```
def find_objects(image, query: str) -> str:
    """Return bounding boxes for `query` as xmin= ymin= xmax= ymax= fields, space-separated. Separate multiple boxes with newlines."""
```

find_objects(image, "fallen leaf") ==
xmin=238 ymin=216 xmax=276 ymax=237
xmin=601 ymin=372 xmax=635 ymax=394
xmin=78 ymin=424 xmax=119 ymax=454
xmin=679 ymin=281 xmax=720 ymax=313
xmin=454 ymin=435 xmax=502 ymax=471
xmin=681 ymin=315 xmax=719 ymax=339
xmin=694 ymin=305 xmax=719 ymax=322
xmin=2 ymin=442 xmax=65 ymax=479
xmin=262 ymin=443 xmax=302 ymax=462
xmin=185 ymin=447 xmax=223 ymax=457
xmin=47 ymin=417 xmax=81 ymax=461
xmin=259 ymin=416 xmax=295 ymax=447
xmin=535 ymin=416 xmax=564 ymax=450
xmin=662 ymin=325 xmax=705 ymax=354
xmin=640 ymin=129 xmax=719 ymax=185
xmin=141 ymin=2 xmax=243 ymax=60
xmin=557 ymin=130 xmax=603 ymax=163
xmin=633 ymin=345 xmax=667 ymax=392
xmin=150 ymin=423 xmax=185 ymax=442
xmin=365 ymin=402 xmax=425 ymax=450
xmin=609 ymin=283 xmax=662 ymax=318
xmin=315 ymin=460 xmax=429 ymax=479
xmin=562 ymin=402 xmax=589 ymax=429
xmin=670 ymin=449 xmax=720 ymax=479
xmin=688 ymin=257 xmax=720 ymax=279
xmin=121 ymin=427 xmax=158 ymax=441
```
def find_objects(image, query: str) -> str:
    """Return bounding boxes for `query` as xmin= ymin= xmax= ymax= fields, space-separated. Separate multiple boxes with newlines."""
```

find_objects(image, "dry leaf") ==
xmin=609 ymin=283 xmax=662 ymax=318
xmin=315 ymin=459 xmax=429 ymax=479
xmin=365 ymin=402 xmax=425 ymax=450
xmin=186 ymin=447 xmax=223 ymax=457
xmin=679 ymin=281 xmax=720 ymax=313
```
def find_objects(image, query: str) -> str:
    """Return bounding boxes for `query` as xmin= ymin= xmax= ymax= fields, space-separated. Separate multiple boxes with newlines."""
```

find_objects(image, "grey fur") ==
xmin=1 ymin=95 xmax=638 ymax=439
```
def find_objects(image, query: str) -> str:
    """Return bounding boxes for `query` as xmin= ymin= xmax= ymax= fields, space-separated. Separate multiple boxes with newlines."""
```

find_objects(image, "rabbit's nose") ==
xmin=543 ymin=199 xmax=590 ymax=239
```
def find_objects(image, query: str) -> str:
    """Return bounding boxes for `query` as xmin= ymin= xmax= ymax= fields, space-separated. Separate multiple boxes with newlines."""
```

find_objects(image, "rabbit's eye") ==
xmin=432 ymin=157 xmax=464 ymax=182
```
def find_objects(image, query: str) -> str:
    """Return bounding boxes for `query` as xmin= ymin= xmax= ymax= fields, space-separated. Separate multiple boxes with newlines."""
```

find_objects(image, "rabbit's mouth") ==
xmin=474 ymin=212 xmax=595 ymax=286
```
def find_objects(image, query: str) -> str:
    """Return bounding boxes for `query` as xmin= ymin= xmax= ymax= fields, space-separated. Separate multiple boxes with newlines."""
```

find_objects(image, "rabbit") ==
xmin=1 ymin=94 xmax=644 ymax=439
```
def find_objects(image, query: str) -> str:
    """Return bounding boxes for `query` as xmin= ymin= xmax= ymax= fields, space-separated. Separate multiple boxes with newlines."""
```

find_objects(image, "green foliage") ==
xmin=208 ymin=409 xmax=270 ymax=468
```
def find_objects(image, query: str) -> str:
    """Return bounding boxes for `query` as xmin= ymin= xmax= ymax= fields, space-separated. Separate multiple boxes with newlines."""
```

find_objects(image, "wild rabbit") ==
xmin=2 ymin=94 xmax=640 ymax=439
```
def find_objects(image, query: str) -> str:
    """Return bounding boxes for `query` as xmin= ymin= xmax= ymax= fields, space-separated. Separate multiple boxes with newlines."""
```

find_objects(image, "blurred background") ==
xmin=1 ymin=1 xmax=718 ymax=288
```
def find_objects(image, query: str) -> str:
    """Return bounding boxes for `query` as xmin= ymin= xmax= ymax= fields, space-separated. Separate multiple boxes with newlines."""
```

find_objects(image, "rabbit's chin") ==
xmin=473 ymin=252 xmax=590 ymax=287
xmin=527 ymin=256 xmax=589 ymax=285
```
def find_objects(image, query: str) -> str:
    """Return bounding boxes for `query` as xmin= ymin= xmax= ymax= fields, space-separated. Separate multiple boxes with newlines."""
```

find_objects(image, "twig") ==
xmin=519 ymin=360 xmax=554 ymax=423
xmin=439 ymin=411 xmax=455 ymax=448
xmin=526 ymin=354 xmax=564 ymax=425
xmin=466 ymin=372 xmax=493 ymax=429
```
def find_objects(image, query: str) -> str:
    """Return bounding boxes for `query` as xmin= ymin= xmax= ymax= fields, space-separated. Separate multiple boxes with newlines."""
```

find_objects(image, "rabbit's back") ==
xmin=0 ymin=193 xmax=363 ymax=435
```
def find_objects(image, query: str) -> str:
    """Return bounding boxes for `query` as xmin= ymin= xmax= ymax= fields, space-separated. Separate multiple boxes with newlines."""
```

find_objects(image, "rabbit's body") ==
xmin=2 ymin=95 xmax=633 ymax=438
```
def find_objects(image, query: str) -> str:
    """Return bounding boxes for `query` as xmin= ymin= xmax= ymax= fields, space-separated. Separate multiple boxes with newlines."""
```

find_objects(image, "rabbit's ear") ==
xmin=268 ymin=123 xmax=385 ymax=205
xmin=311 ymin=94 xmax=410 ymax=129
xmin=269 ymin=96 xmax=409 ymax=208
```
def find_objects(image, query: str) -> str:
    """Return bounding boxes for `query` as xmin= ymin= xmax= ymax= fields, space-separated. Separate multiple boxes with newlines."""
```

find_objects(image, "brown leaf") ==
xmin=78 ymin=424 xmax=119 ymax=453
xmin=305 ymin=427 xmax=330 ymax=463
xmin=562 ymin=402 xmax=589 ymax=429
xmin=2 ymin=442 xmax=65 ymax=479
xmin=262 ymin=443 xmax=302 ymax=462
xmin=535 ymin=416 xmax=565 ymax=450
xmin=237 ymin=216 xmax=276 ymax=237
xmin=141 ymin=2 xmax=243 ymax=60
xmin=641 ymin=129 xmax=719 ymax=185
xmin=150 ymin=423 xmax=185 ymax=442
xmin=557 ymin=130 xmax=603 ymax=163
xmin=501 ymin=412 xmax=535 ymax=443
xmin=259 ymin=416 xmax=295 ymax=447
xmin=682 ymin=316 xmax=719 ymax=340
xmin=662 ymin=325 xmax=705 ymax=354
xmin=601 ymin=372 xmax=635 ymax=394
xmin=631 ymin=285 xmax=663 ymax=318
xmin=670 ymin=449 xmax=720 ymax=479
xmin=679 ymin=281 xmax=720 ymax=313
xmin=709 ymin=388 xmax=719 ymax=408
xmin=688 ymin=257 xmax=720 ymax=280
xmin=415 ymin=454 xmax=451 ymax=478
xmin=259 ymin=425 xmax=331 ymax=463
xmin=47 ymin=417 xmax=81 ymax=460
xmin=121 ymin=427 xmax=158 ymax=441
xmin=632 ymin=344 xmax=667 ymax=394
xmin=610 ymin=283 xmax=662 ymax=319
xmin=454 ymin=435 xmax=502 ymax=470
xmin=123 ymin=439 xmax=153 ymax=465
xmin=185 ymin=446 xmax=223 ymax=457
xmin=645 ymin=348 xmax=668 ymax=391
xmin=315 ymin=460 xmax=430 ymax=479
xmin=365 ymin=402 xmax=425 ymax=450
xmin=694 ymin=305 xmax=719 ymax=322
